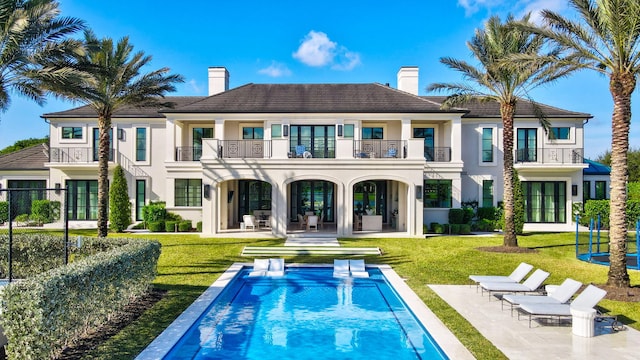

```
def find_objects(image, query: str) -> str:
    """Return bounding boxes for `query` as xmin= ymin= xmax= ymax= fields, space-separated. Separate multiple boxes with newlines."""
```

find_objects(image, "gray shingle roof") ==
xmin=0 ymin=144 xmax=49 ymax=170
xmin=426 ymin=96 xmax=591 ymax=118
xmin=164 ymin=83 xmax=452 ymax=113
xmin=41 ymin=84 xmax=591 ymax=119
xmin=41 ymin=96 xmax=203 ymax=118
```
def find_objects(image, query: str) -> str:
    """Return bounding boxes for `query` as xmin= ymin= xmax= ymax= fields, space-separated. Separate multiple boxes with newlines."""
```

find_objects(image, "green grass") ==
xmin=74 ymin=232 xmax=640 ymax=360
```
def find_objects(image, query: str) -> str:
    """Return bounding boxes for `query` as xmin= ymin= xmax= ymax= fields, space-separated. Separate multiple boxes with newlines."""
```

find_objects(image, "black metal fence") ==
xmin=0 ymin=187 xmax=70 ymax=281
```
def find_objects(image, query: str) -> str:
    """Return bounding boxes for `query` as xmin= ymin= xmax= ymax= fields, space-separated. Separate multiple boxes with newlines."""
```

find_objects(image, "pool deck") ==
xmin=430 ymin=284 xmax=640 ymax=360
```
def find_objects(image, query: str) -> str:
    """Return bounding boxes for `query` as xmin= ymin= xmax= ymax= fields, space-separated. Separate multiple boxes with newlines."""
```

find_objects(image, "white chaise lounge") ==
xmin=479 ymin=269 xmax=550 ymax=298
xmin=469 ymin=262 xmax=533 ymax=289
xmin=517 ymin=284 xmax=607 ymax=327
xmin=501 ymin=278 xmax=583 ymax=314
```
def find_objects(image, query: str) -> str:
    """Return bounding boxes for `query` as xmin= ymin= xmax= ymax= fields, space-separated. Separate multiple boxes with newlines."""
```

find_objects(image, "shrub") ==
xmin=476 ymin=207 xmax=497 ymax=221
xmin=450 ymin=224 xmax=460 ymax=234
xmin=14 ymin=213 xmax=30 ymax=225
xmin=582 ymin=200 xmax=610 ymax=228
xmin=462 ymin=208 xmax=474 ymax=224
xmin=197 ymin=221 xmax=203 ymax=232
xmin=629 ymin=182 xmax=640 ymax=201
xmin=459 ymin=224 xmax=471 ymax=234
xmin=0 ymin=201 xmax=8 ymax=224
xmin=178 ymin=220 xmax=192 ymax=232
xmin=165 ymin=221 xmax=178 ymax=232
xmin=477 ymin=218 xmax=495 ymax=232
xmin=148 ymin=221 xmax=165 ymax=232
xmin=0 ymin=237 xmax=160 ymax=360
xmin=429 ymin=222 xmax=439 ymax=232
xmin=31 ymin=199 xmax=61 ymax=225
xmin=448 ymin=209 xmax=464 ymax=224
xmin=433 ymin=223 xmax=444 ymax=234
xmin=142 ymin=202 xmax=166 ymax=223
xmin=109 ymin=165 xmax=132 ymax=232
xmin=165 ymin=212 xmax=182 ymax=222
xmin=423 ymin=224 xmax=428 ymax=234
xmin=0 ymin=234 xmax=67 ymax=278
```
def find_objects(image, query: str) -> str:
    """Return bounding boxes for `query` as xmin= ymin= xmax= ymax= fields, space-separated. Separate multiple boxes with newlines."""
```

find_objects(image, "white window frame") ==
xmin=133 ymin=125 xmax=151 ymax=165
xmin=59 ymin=124 xmax=87 ymax=145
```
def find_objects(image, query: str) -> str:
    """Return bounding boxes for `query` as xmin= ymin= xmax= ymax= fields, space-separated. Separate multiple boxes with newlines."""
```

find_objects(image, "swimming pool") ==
xmin=136 ymin=264 xmax=472 ymax=359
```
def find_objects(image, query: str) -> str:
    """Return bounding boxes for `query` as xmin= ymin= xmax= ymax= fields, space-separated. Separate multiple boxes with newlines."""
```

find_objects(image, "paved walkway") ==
xmin=430 ymin=285 xmax=640 ymax=359
xmin=284 ymin=237 xmax=340 ymax=246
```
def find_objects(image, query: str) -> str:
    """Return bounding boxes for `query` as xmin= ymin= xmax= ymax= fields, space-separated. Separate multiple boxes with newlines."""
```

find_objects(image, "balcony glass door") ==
xmin=290 ymin=180 xmax=334 ymax=222
xmin=517 ymin=128 xmax=537 ymax=162
xmin=413 ymin=128 xmax=434 ymax=161
xmin=290 ymin=126 xmax=335 ymax=158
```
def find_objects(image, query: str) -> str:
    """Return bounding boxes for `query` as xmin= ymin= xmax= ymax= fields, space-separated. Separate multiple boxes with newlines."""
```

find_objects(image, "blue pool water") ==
xmin=164 ymin=267 xmax=447 ymax=360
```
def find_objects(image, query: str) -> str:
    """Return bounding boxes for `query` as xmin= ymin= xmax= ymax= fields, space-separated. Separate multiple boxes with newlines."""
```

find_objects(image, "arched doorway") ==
xmin=289 ymin=180 xmax=335 ymax=224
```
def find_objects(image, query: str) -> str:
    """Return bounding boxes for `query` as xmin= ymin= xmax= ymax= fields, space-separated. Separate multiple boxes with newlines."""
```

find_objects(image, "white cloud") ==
xmin=521 ymin=0 xmax=568 ymax=24
xmin=457 ymin=0 xmax=504 ymax=16
xmin=258 ymin=62 xmax=292 ymax=77
xmin=188 ymin=79 xmax=203 ymax=94
xmin=332 ymin=49 xmax=361 ymax=71
xmin=293 ymin=31 xmax=337 ymax=67
xmin=293 ymin=30 xmax=361 ymax=71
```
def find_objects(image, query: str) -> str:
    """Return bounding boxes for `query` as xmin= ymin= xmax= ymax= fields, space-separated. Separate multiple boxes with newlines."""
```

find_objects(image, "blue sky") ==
xmin=0 ymin=0 xmax=637 ymax=159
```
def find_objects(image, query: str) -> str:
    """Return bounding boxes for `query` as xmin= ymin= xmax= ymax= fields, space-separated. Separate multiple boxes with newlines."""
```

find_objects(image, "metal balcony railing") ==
xmin=515 ymin=148 xmax=584 ymax=164
xmin=219 ymin=140 xmax=271 ymax=159
xmin=288 ymin=138 xmax=336 ymax=158
xmin=175 ymin=146 xmax=200 ymax=161
xmin=353 ymin=140 xmax=406 ymax=159
xmin=49 ymin=147 xmax=113 ymax=163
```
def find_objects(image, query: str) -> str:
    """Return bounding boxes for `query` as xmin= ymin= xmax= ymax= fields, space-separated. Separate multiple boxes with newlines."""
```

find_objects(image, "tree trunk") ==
xmin=607 ymin=72 xmax=634 ymax=288
xmin=501 ymin=101 xmax=518 ymax=247
xmin=97 ymin=114 xmax=112 ymax=238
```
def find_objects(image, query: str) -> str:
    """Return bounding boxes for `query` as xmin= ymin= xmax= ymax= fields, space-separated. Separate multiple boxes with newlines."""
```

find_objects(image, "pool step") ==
xmin=241 ymin=246 xmax=382 ymax=256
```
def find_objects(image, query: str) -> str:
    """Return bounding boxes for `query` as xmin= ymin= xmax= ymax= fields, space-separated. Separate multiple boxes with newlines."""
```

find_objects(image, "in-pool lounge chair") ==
xmin=333 ymin=259 xmax=350 ymax=277
xmin=349 ymin=259 xmax=369 ymax=278
xmin=501 ymin=278 xmax=583 ymax=315
xmin=249 ymin=258 xmax=285 ymax=277
xmin=517 ymin=284 xmax=607 ymax=327
xmin=479 ymin=269 xmax=549 ymax=298
xmin=469 ymin=262 xmax=533 ymax=289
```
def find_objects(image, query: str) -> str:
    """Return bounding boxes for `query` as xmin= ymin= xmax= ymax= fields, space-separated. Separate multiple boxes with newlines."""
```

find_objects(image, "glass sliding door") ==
xmin=290 ymin=125 xmax=335 ymax=158
xmin=67 ymin=180 xmax=99 ymax=220
xmin=413 ymin=128 xmax=435 ymax=161
xmin=290 ymin=180 xmax=335 ymax=222
xmin=238 ymin=180 xmax=272 ymax=217
xmin=193 ymin=128 xmax=213 ymax=161
xmin=523 ymin=181 xmax=566 ymax=223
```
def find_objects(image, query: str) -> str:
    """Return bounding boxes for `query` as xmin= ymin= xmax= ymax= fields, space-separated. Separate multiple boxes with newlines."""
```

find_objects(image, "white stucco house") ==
xmin=1 ymin=66 xmax=593 ymax=237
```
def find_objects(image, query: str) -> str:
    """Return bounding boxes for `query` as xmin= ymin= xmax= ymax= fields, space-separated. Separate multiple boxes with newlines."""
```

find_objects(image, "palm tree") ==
xmin=427 ymin=14 xmax=572 ymax=247
xmin=0 ymin=0 xmax=84 ymax=113
xmin=49 ymin=30 xmax=184 ymax=237
xmin=519 ymin=0 xmax=640 ymax=288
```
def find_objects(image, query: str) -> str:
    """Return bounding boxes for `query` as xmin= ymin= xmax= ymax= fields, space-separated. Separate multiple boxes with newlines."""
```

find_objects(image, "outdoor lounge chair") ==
xmin=469 ymin=262 xmax=533 ymax=289
xmin=349 ymin=259 xmax=369 ymax=278
xmin=249 ymin=258 xmax=285 ymax=277
xmin=307 ymin=215 xmax=319 ymax=231
xmin=267 ymin=258 xmax=285 ymax=276
xmin=249 ymin=258 xmax=270 ymax=276
xmin=333 ymin=259 xmax=350 ymax=277
xmin=517 ymin=284 xmax=607 ymax=327
xmin=243 ymin=214 xmax=258 ymax=231
xmin=479 ymin=269 xmax=550 ymax=298
xmin=501 ymin=278 xmax=583 ymax=315
xmin=297 ymin=214 xmax=306 ymax=229
xmin=295 ymin=145 xmax=306 ymax=157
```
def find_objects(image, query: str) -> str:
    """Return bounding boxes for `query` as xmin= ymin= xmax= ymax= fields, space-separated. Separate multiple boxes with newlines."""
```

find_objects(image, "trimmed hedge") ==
xmin=0 ymin=234 xmax=67 ymax=279
xmin=31 ymin=199 xmax=61 ymax=225
xmin=148 ymin=221 xmax=165 ymax=232
xmin=178 ymin=220 xmax=192 ymax=232
xmin=0 ymin=201 xmax=7 ymax=224
xmin=448 ymin=209 xmax=464 ymax=224
xmin=0 ymin=237 xmax=161 ymax=359
xmin=165 ymin=220 xmax=179 ymax=232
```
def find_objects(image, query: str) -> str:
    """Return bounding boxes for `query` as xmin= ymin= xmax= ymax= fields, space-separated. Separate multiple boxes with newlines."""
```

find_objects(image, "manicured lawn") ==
xmin=79 ymin=232 xmax=639 ymax=360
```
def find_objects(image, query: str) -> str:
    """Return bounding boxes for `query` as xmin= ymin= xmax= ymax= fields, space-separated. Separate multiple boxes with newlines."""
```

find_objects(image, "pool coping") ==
xmin=135 ymin=263 xmax=474 ymax=360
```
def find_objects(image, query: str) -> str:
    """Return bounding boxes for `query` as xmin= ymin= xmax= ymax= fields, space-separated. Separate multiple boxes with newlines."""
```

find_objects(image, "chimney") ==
xmin=397 ymin=66 xmax=419 ymax=95
xmin=208 ymin=67 xmax=229 ymax=96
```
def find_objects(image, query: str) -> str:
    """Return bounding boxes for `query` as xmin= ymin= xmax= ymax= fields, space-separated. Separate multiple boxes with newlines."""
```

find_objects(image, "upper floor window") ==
xmin=243 ymin=127 xmax=264 ymax=139
xmin=271 ymin=124 xmax=282 ymax=138
xmin=344 ymin=124 xmax=354 ymax=138
xmin=62 ymin=127 xmax=82 ymax=139
xmin=136 ymin=128 xmax=146 ymax=161
xmin=92 ymin=128 xmax=113 ymax=161
xmin=482 ymin=128 xmax=493 ymax=162
xmin=362 ymin=127 xmax=383 ymax=139
xmin=550 ymin=127 xmax=570 ymax=140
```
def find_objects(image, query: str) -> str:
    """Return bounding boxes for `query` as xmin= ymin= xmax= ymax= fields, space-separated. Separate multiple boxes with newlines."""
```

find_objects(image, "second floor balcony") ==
xmin=49 ymin=147 xmax=114 ymax=163
xmin=515 ymin=148 xmax=584 ymax=165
